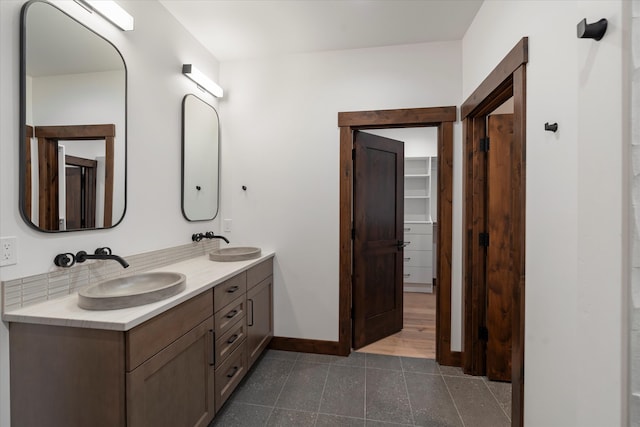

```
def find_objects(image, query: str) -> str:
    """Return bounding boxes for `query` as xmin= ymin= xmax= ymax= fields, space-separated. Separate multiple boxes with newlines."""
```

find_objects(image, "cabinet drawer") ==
xmin=402 ymin=223 xmax=432 ymax=235
xmin=126 ymin=290 xmax=213 ymax=371
xmin=403 ymin=267 xmax=432 ymax=284
xmin=403 ymin=250 xmax=432 ymax=268
xmin=214 ymin=272 xmax=246 ymax=312
xmin=215 ymin=317 xmax=246 ymax=366
xmin=215 ymin=296 xmax=246 ymax=337
xmin=247 ymin=258 xmax=273 ymax=290
xmin=403 ymin=234 xmax=432 ymax=251
xmin=215 ymin=340 xmax=247 ymax=412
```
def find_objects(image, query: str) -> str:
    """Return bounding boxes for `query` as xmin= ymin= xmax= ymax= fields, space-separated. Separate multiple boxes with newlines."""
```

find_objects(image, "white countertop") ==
xmin=2 ymin=252 xmax=275 ymax=331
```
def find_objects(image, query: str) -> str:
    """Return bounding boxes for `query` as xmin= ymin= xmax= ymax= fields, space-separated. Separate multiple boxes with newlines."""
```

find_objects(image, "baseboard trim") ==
xmin=269 ymin=336 xmax=347 ymax=356
xmin=439 ymin=350 xmax=462 ymax=367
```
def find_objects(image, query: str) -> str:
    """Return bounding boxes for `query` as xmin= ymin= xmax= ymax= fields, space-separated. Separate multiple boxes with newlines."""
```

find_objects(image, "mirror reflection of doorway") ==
xmin=357 ymin=127 xmax=438 ymax=359
xmin=64 ymin=155 xmax=97 ymax=230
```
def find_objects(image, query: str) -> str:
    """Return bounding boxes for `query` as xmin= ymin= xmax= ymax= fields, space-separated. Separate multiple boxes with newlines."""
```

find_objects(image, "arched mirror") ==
xmin=20 ymin=0 xmax=127 ymax=232
xmin=182 ymin=94 xmax=220 ymax=221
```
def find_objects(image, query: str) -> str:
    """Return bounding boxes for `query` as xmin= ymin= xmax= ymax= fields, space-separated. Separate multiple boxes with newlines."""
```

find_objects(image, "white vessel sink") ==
xmin=209 ymin=247 xmax=261 ymax=262
xmin=78 ymin=272 xmax=186 ymax=310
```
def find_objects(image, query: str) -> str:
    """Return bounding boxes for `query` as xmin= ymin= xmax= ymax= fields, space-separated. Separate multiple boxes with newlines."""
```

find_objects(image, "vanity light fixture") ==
xmin=74 ymin=0 xmax=134 ymax=31
xmin=182 ymin=64 xmax=224 ymax=98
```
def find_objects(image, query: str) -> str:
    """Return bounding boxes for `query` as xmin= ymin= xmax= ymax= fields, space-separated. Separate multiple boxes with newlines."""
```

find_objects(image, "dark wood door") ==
xmin=65 ymin=155 xmax=97 ymax=230
xmin=352 ymin=131 xmax=404 ymax=349
xmin=486 ymin=114 xmax=514 ymax=381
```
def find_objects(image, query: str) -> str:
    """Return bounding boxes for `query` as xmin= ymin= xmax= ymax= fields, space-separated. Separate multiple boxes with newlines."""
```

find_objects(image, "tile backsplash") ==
xmin=1 ymin=240 xmax=220 ymax=313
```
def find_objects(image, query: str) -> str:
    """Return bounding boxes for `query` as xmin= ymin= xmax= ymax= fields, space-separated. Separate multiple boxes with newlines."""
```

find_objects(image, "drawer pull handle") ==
xmin=226 ymin=309 xmax=238 ymax=319
xmin=248 ymin=298 xmax=254 ymax=327
xmin=227 ymin=366 xmax=239 ymax=378
xmin=227 ymin=334 xmax=239 ymax=344
xmin=404 ymin=257 xmax=411 ymax=261
xmin=226 ymin=286 xmax=239 ymax=293
xmin=403 ymin=274 xmax=411 ymax=278
xmin=404 ymin=227 xmax=411 ymax=231
xmin=209 ymin=329 xmax=215 ymax=366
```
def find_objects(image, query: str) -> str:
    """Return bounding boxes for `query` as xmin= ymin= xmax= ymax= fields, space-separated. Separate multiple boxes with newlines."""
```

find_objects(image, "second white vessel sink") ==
xmin=78 ymin=272 xmax=186 ymax=310
xmin=209 ymin=247 xmax=261 ymax=262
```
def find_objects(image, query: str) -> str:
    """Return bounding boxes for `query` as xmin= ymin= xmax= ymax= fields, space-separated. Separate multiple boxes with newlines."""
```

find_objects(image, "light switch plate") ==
xmin=223 ymin=219 xmax=232 ymax=232
xmin=1 ymin=236 xmax=17 ymax=266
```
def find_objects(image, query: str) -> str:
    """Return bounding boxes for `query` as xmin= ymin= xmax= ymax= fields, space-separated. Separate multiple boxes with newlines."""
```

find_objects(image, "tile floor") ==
xmin=210 ymin=350 xmax=511 ymax=427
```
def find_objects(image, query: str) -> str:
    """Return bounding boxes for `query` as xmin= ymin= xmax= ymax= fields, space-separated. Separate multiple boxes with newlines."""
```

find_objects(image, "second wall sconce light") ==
xmin=182 ymin=64 xmax=224 ymax=98
xmin=74 ymin=0 xmax=134 ymax=31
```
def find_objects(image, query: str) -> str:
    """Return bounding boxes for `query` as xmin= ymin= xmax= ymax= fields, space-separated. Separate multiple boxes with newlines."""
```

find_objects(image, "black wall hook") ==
xmin=242 ymin=186 xmax=247 ymax=191
xmin=545 ymin=122 xmax=558 ymax=133
xmin=577 ymin=18 xmax=607 ymax=41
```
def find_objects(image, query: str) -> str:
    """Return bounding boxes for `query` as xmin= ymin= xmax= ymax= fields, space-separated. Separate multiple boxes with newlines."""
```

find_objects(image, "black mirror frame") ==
xmin=181 ymin=93 xmax=220 ymax=222
xmin=19 ymin=0 xmax=128 ymax=233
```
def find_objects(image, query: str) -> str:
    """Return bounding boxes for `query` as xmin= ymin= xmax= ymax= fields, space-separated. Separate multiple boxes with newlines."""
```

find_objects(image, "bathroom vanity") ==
xmin=5 ymin=254 xmax=274 ymax=427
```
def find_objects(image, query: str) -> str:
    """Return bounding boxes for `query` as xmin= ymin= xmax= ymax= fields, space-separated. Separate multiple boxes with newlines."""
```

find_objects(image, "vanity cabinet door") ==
xmin=246 ymin=275 xmax=273 ymax=368
xmin=127 ymin=317 xmax=215 ymax=427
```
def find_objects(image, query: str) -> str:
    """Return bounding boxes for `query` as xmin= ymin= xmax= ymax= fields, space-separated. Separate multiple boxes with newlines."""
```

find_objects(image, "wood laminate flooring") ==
xmin=357 ymin=292 xmax=435 ymax=359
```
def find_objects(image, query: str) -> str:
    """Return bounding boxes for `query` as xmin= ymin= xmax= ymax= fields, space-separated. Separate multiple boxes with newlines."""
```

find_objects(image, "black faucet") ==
xmin=205 ymin=231 xmax=229 ymax=244
xmin=192 ymin=231 xmax=229 ymax=244
xmin=76 ymin=247 xmax=129 ymax=268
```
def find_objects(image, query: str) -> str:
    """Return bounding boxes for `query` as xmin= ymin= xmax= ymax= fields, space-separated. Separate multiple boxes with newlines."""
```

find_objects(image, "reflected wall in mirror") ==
xmin=182 ymin=94 xmax=220 ymax=221
xmin=20 ymin=0 xmax=127 ymax=232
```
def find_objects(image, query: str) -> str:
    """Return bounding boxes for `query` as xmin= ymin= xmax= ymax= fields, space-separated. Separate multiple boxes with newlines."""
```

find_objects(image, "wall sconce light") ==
xmin=74 ymin=0 xmax=135 ymax=31
xmin=182 ymin=64 xmax=224 ymax=98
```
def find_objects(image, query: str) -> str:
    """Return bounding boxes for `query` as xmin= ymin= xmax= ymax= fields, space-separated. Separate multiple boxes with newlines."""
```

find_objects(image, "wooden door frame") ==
xmin=461 ymin=38 xmax=527 ymax=427
xmin=29 ymin=124 xmax=116 ymax=230
xmin=337 ymin=107 xmax=459 ymax=366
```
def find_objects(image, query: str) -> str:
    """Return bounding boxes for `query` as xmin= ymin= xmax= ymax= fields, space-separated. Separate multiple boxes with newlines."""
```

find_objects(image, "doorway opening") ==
xmin=356 ymin=127 xmax=439 ymax=359
xmin=337 ymin=106 xmax=459 ymax=367
xmin=461 ymin=38 xmax=527 ymax=427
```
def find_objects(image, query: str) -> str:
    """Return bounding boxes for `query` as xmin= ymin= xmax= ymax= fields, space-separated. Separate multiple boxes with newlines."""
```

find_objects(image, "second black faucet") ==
xmin=192 ymin=231 xmax=229 ymax=244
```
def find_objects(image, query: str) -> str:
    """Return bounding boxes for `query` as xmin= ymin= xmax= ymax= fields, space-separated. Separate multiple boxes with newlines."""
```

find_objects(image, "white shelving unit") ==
xmin=404 ymin=157 xmax=432 ymax=223
xmin=403 ymin=156 xmax=436 ymax=293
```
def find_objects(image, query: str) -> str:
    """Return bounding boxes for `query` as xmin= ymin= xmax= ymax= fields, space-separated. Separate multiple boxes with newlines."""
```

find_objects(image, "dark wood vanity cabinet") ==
xmin=247 ymin=273 xmax=274 ymax=368
xmin=9 ymin=258 xmax=274 ymax=427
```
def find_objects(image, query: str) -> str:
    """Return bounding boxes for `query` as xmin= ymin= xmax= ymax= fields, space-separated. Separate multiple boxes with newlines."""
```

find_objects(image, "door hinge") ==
xmin=351 ymin=228 xmax=355 ymax=239
xmin=479 ymin=232 xmax=490 ymax=247
xmin=352 ymin=148 xmax=356 ymax=160
xmin=479 ymin=326 xmax=488 ymax=341
xmin=480 ymin=137 xmax=490 ymax=152
xmin=351 ymin=307 xmax=354 ymax=319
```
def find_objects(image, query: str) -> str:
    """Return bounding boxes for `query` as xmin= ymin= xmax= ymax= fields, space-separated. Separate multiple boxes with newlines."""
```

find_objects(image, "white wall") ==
xmin=0 ymin=1 xmax=223 ymax=424
xmin=218 ymin=41 xmax=462 ymax=343
xmin=463 ymin=1 xmax=626 ymax=425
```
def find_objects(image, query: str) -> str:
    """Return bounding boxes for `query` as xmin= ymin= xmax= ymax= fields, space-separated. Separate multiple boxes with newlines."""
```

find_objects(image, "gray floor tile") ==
xmin=483 ymin=378 xmax=512 ymax=420
xmin=210 ymin=401 xmax=271 ymax=426
xmin=438 ymin=365 xmax=469 ymax=377
xmin=405 ymin=372 xmax=463 ymax=427
xmin=232 ymin=358 xmax=294 ymax=406
xmin=365 ymin=368 xmax=413 ymax=424
xmin=275 ymin=361 xmax=329 ymax=411
xmin=316 ymin=414 xmax=366 ymax=426
xmin=297 ymin=352 xmax=344 ymax=364
xmin=266 ymin=408 xmax=317 ymax=426
xmin=365 ymin=353 xmax=402 ymax=371
xmin=365 ymin=420 xmax=413 ymax=426
xmin=333 ymin=351 xmax=366 ymax=367
xmin=400 ymin=356 xmax=439 ymax=374
xmin=444 ymin=375 xmax=510 ymax=427
xmin=263 ymin=349 xmax=300 ymax=361
xmin=319 ymin=365 xmax=365 ymax=418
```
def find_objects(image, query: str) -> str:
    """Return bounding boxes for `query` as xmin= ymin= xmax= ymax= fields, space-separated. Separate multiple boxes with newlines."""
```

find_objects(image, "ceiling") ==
xmin=159 ymin=0 xmax=484 ymax=62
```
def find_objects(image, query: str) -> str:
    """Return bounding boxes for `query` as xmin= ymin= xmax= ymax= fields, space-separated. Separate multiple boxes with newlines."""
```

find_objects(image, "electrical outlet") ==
xmin=1 ymin=237 xmax=17 ymax=266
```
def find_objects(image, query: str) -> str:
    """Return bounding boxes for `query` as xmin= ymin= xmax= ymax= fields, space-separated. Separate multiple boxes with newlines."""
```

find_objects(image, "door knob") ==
xmin=397 ymin=240 xmax=410 ymax=250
